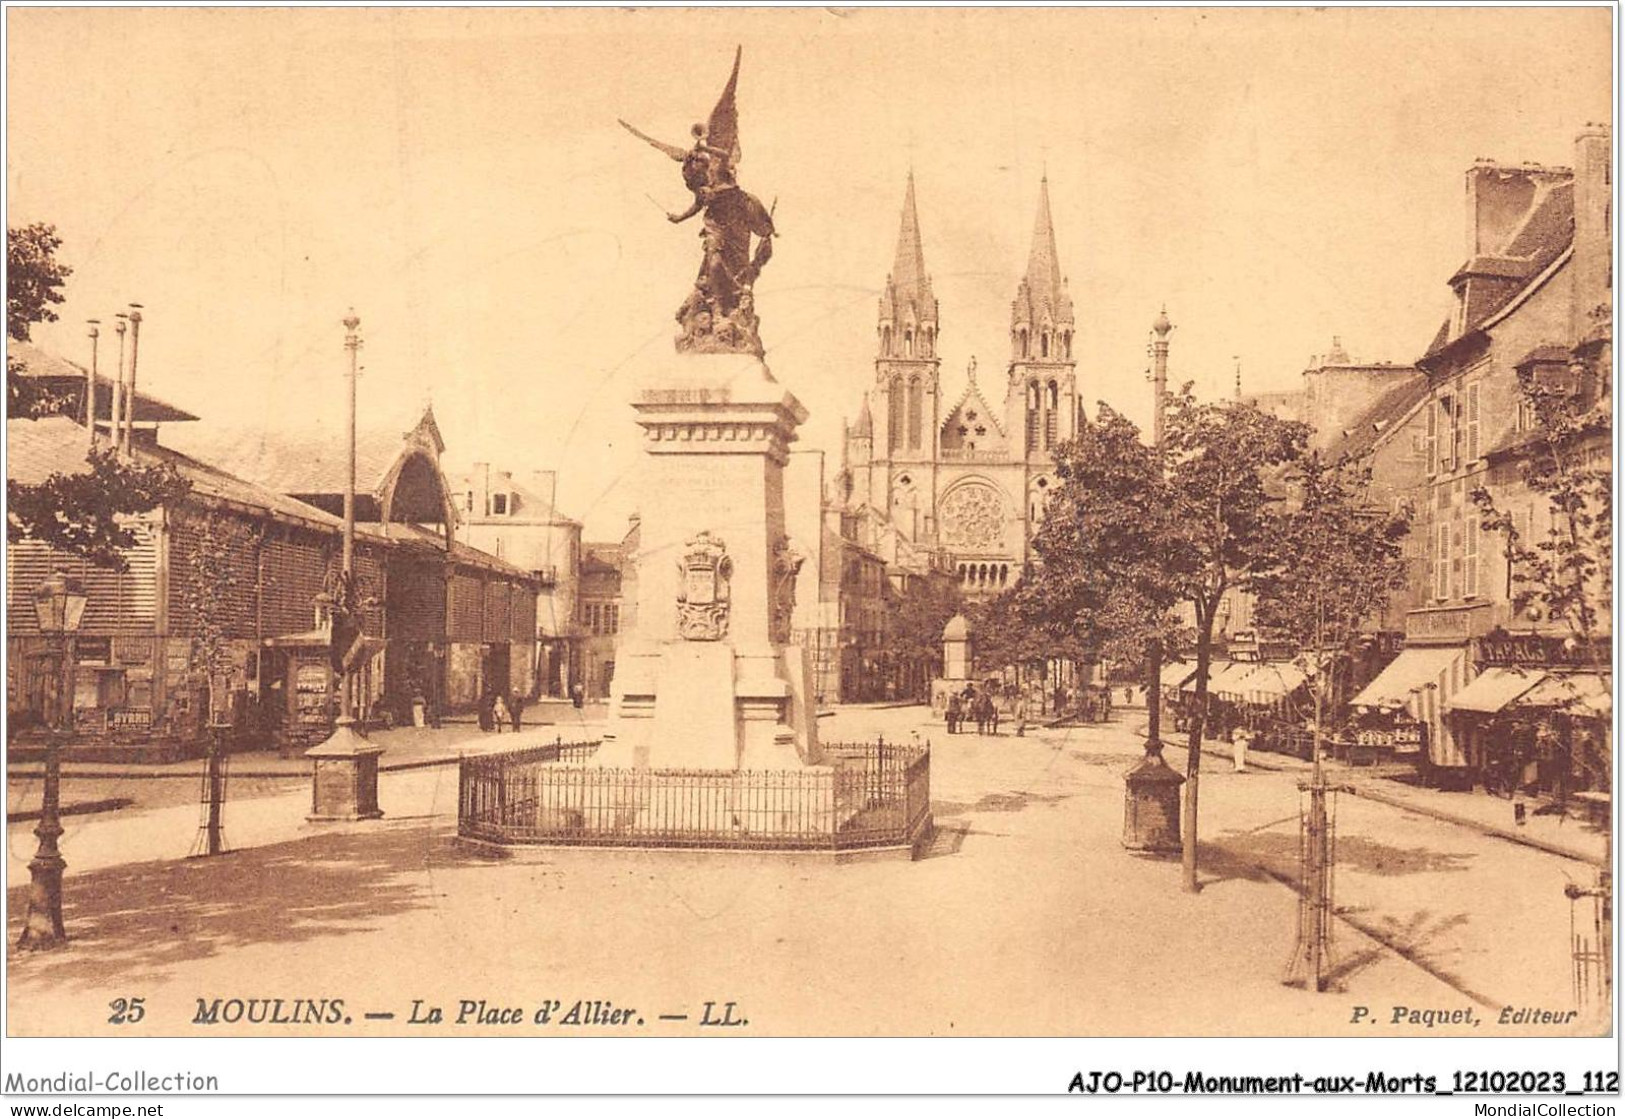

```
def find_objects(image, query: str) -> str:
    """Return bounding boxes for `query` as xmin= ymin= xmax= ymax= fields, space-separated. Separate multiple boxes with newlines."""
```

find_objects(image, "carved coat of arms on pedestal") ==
xmin=676 ymin=531 xmax=733 ymax=640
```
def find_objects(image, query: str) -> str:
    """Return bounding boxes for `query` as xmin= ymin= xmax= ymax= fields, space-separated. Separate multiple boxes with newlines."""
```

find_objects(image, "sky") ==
xmin=7 ymin=6 xmax=1613 ymax=538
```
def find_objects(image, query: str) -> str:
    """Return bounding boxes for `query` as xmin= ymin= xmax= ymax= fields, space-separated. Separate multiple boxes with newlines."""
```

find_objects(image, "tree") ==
xmin=1162 ymin=387 xmax=1310 ymax=890
xmin=9 ymin=223 xmax=72 ymax=341
xmin=181 ymin=510 xmax=254 ymax=855
xmin=8 ymin=223 xmax=74 ymax=418
xmin=1252 ymin=453 xmax=1413 ymax=715
xmin=6 ymin=223 xmax=189 ymax=569
xmin=1016 ymin=403 xmax=1187 ymax=715
xmin=1471 ymin=368 xmax=1611 ymax=659
xmin=878 ymin=571 xmax=962 ymax=697
xmin=1022 ymin=391 xmax=1310 ymax=890
xmin=1470 ymin=362 xmax=1612 ymax=786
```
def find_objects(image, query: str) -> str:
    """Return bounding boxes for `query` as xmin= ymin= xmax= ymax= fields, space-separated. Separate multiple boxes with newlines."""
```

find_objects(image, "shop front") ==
xmin=1348 ymin=643 xmax=1471 ymax=786
xmin=1449 ymin=632 xmax=1612 ymax=798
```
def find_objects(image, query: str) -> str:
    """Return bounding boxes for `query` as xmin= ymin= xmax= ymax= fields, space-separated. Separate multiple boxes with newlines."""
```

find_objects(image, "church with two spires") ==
xmin=835 ymin=174 xmax=1085 ymax=597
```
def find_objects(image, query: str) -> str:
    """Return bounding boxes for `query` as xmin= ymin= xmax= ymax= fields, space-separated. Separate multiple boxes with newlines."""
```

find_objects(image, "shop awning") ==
xmin=1513 ymin=673 xmax=1612 ymax=719
xmin=1190 ymin=661 xmax=1257 ymax=696
xmin=1240 ymin=662 xmax=1308 ymax=701
xmin=1160 ymin=661 xmax=1196 ymax=690
xmin=1350 ymin=646 xmax=1466 ymax=711
xmin=1446 ymin=667 xmax=1546 ymax=714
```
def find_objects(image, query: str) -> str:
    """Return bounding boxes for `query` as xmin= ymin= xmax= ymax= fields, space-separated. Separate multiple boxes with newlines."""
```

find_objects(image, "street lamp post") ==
xmin=1122 ymin=308 xmax=1184 ymax=853
xmin=305 ymin=310 xmax=384 ymax=822
xmin=19 ymin=571 xmax=88 ymax=950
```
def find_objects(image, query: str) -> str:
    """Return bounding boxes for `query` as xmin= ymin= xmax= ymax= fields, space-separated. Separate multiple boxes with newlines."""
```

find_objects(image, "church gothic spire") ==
xmin=1010 ymin=175 xmax=1075 ymax=363
xmin=878 ymin=171 xmax=939 ymax=361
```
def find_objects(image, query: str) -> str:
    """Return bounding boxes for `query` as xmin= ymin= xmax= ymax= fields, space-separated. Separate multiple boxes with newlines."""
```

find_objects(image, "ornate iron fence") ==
xmin=459 ymin=737 xmax=931 ymax=852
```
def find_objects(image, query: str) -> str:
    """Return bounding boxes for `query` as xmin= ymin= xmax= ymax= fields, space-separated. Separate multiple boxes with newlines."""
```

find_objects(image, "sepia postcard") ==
xmin=2 ymin=3 xmax=1618 ymax=1101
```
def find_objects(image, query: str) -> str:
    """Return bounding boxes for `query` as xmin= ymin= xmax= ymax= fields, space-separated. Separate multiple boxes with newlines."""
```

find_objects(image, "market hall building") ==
xmin=8 ymin=388 xmax=540 ymax=760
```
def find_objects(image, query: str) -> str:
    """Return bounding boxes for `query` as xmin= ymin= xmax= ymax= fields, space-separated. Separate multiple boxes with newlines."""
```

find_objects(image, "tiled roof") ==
xmin=7 ymin=340 xmax=199 ymax=422
xmin=1324 ymin=373 xmax=1431 ymax=463
xmin=1504 ymin=180 xmax=1574 ymax=260
xmin=357 ymin=521 xmax=538 ymax=582
xmin=1425 ymin=181 xmax=1576 ymax=365
xmin=164 ymin=421 xmax=415 ymax=497
xmin=580 ymin=542 xmax=623 ymax=574
xmin=1514 ymin=343 xmax=1571 ymax=368
xmin=8 ymin=415 xmax=350 ymax=534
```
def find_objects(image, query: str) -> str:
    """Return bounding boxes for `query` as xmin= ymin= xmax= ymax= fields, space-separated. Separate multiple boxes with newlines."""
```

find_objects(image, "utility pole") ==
xmin=123 ymin=304 xmax=143 ymax=453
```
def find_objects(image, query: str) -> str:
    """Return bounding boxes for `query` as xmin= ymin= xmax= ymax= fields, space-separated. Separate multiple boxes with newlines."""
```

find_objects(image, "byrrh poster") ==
xmin=3 ymin=4 xmax=1617 ymax=1108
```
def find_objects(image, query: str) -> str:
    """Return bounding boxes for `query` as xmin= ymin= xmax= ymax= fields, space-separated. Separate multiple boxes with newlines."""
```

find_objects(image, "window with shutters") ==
xmin=1464 ymin=512 xmax=1480 ymax=598
xmin=1435 ymin=521 xmax=1450 ymax=600
xmin=1465 ymin=382 xmax=1481 ymax=462
xmin=1424 ymin=401 xmax=1437 ymax=476
xmin=1436 ymin=394 xmax=1457 ymax=473
xmin=1450 ymin=516 xmax=1464 ymax=599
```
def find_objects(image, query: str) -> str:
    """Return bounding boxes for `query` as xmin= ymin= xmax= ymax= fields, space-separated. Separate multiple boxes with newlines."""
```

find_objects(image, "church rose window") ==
xmin=939 ymin=483 xmax=1003 ymax=549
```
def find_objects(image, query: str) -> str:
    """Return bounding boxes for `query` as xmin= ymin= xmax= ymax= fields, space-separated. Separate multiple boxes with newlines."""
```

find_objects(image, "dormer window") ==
xmin=491 ymin=493 xmax=508 ymax=516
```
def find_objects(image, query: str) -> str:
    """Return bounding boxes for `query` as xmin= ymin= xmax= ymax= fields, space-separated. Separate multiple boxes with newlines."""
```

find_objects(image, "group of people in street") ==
xmin=945 ymin=681 xmax=1030 ymax=737
xmin=477 ymin=689 xmax=526 ymax=734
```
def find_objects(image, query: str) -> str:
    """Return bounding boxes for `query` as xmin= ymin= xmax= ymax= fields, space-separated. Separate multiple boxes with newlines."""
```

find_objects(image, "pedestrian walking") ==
xmin=509 ymin=691 xmax=525 ymax=733
xmin=492 ymin=692 xmax=510 ymax=733
xmin=988 ymin=694 xmax=1001 ymax=736
xmin=1231 ymin=726 xmax=1249 ymax=773
xmin=571 ymin=682 xmax=585 ymax=709
xmin=946 ymin=692 xmax=962 ymax=735
xmin=1012 ymin=691 xmax=1028 ymax=737
xmin=477 ymin=693 xmax=495 ymax=732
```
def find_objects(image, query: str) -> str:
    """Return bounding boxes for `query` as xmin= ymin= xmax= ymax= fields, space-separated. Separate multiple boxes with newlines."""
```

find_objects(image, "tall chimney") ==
xmin=85 ymin=320 xmax=100 ymax=449
xmin=111 ymin=315 xmax=128 ymax=457
xmin=1571 ymin=123 xmax=1611 ymax=343
xmin=124 ymin=304 xmax=143 ymax=453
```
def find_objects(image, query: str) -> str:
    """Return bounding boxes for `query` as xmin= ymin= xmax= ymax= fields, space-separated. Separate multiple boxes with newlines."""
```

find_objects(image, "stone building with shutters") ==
xmin=445 ymin=463 xmax=583 ymax=699
xmin=1351 ymin=126 xmax=1613 ymax=787
xmin=836 ymin=174 xmax=1083 ymax=599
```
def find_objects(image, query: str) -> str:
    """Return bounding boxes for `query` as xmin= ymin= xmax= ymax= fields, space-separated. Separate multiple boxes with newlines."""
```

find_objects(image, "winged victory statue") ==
xmin=620 ymin=47 xmax=776 ymax=356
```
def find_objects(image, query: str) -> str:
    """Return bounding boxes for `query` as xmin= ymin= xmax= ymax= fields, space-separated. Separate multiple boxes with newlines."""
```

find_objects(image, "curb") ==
xmin=1138 ymin=723 xmax=1605 ymax=868
xmin=1347 ymin=784 xmax=1604 ymax=868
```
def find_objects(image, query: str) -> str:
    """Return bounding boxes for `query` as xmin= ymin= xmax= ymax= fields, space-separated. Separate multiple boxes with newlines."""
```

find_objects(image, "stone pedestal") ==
xmin=1122 ymin=752 xmax=1183 ymax=853
xmin=601 ymin=352 xmax=821 ymax=772
xmin=929 ymin=614 xmax=974 ymax=718
xmin=306 ymin=723 xmax=384 ymax=821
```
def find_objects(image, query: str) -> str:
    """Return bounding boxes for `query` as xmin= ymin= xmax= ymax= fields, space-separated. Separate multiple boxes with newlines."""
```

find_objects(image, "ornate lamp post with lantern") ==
xmin=19 ymin=571 xmax=88 ymax=949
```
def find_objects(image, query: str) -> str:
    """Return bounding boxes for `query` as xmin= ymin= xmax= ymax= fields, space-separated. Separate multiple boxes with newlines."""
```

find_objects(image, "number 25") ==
xmin=108 ymin=997 xmax=146 ymax=1025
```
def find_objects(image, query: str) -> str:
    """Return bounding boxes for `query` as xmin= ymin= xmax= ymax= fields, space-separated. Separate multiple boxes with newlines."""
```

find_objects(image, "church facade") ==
xmin=837 ymin=174 xmax=1084 ymax=596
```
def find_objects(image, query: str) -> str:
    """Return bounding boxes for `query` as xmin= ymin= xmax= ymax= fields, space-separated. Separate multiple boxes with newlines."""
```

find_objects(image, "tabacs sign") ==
xmin=1478 ymin=633 xmax=1604 ymax=669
